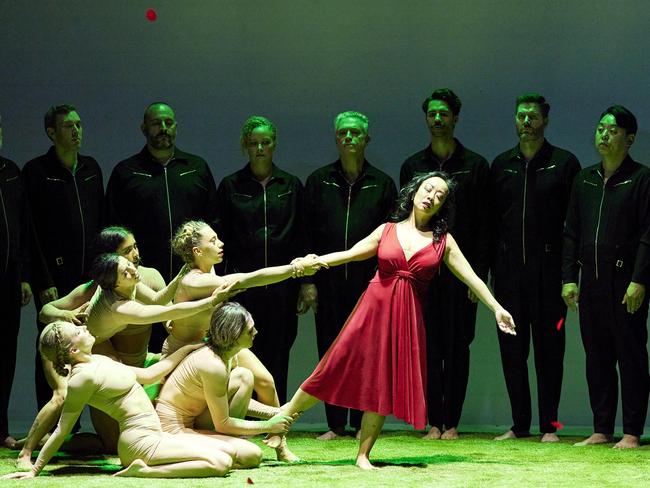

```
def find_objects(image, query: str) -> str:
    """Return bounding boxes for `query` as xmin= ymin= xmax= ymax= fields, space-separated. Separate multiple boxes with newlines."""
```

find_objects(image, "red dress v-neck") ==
xmin=301 ymin=222 xmax=446 ymax=429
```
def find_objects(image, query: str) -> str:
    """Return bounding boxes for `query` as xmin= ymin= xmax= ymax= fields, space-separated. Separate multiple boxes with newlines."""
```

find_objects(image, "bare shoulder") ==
xmin=194 ymin=347 xmax=227 ymax=376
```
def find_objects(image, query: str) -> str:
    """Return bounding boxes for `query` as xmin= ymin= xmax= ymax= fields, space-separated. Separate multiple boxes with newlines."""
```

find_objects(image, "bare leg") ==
xmin=185 ymin=428 xmax=262 ymax=468
xmin=236 ymin=349 xmax=280 ymax=407
xmin=356 ymin=412 xmax=385 ymax=470
xmin=573 ymin=433 xmax=613 ymax=446
xmin=17 ymin=358 xmax=67 ymax=468
xmin=90 ymin=407 xmax=119 ymax=453
xmin=115 ymin=433 xmax=234 ymax=478
xmin=265 ymin=388 xmax=320 ymax=448
xmin=614 ymin=434 xmax=640 ymax=449
xmin=422 ymin=426 xmax=441 ymax=440
xmin=441 ymin=427 xmax=459 ymax=440
xmin=494 ymin=430 xmax=517 ymax=441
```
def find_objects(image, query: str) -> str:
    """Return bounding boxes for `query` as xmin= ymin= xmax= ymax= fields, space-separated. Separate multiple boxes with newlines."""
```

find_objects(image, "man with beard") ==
xmin=105 ymin=102 xmax=218 ymax=351
xmin=491 ymin=93 xmax=580 ymax=442
xmin=400 ymin=89 xmax=489 ymax=440
xmin=22 ymin=104 xmax=104 ymax=412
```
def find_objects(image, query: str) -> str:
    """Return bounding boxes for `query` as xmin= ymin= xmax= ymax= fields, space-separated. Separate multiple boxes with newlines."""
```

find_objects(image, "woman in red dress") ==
xmin=280 ymin=171 xmax=516 ymax=469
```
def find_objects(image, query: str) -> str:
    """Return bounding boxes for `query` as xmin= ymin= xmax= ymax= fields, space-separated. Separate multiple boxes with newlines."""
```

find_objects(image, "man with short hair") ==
xmin=304 ymin=111 xmax=397 ymax=440
xmin=401 ymin=89 xmax=489 ymax=440
xmin=22 ymin=104 xmax=104 ymax=410
xmin=562 ymin=105 xmax=650 ymax=449
xmin=0 ymin=113 xmax=33 ymax=447
xmin=105 ymin=102 xmax=218 ymax=350
xmin=491 ymin=93 xmax=580 ymax=441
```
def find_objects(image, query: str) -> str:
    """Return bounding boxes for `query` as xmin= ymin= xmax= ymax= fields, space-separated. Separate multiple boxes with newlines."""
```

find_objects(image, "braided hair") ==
xmin=172 ymin=220 xmax=208 ymax=265
xmin=39 ymin=321 xmax=73 ymax=377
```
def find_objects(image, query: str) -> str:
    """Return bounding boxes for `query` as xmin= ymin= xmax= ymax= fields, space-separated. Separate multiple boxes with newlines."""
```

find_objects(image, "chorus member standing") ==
xmin=491 ymin=93 xmax=580 ymax=442
xmin=304 ymin=111 xmax=396 ymax=440
xmin=215 ymin=116 xmax=306 ymax=404
xmin=400 ymin=89 xmax=489 ymax=440
xmin=562 ymin=105 xmax=650 ymax=449
xmin=105 ymin=102 xmax=218 ymax=351
xmin=0 ymin=113 xmax=33 ymax=447
xmin=22 ymin=104 xmax=103 ymax=411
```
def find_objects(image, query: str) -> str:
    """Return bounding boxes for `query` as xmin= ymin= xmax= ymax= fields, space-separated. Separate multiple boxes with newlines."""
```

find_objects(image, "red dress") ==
xmin=302 ymin=223 xmax=446 ymax=429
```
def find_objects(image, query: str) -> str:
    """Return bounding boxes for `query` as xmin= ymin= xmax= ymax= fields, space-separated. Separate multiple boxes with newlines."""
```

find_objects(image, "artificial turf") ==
xmin=1 ymin=431 xmax=649 ymax=487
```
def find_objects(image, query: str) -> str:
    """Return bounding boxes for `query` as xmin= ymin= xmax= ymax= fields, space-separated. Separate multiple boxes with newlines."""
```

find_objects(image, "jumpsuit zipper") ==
xmin=70 ymin=170 xmax=86 ymax=277
xmin=344 ymin=183 xmax=352 ymax=280
xmin=594 ymin=170 xmax=607 ymax=280
xmin=522 ymin=160 xmax=529 ymax=265
xmin=0 ymin=188 xmax=9 ymax=275
xmin=163 ymin=166 xmax=173 ymax=281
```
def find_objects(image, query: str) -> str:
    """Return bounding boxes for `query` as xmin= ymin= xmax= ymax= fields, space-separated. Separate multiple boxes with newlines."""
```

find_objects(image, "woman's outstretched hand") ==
xmin=496 ymin=308 xmax=516 ymax=335
xmin=291 ymin=254 xmax=329 ymax=277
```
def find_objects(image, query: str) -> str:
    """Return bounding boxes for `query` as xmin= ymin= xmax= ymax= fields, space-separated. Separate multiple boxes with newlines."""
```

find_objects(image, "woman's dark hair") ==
xmin=391 ymin=171 xmax=456 ymax=242
xmin=96 ymin=226 xmax=133 ymax=255
xmin=206 ymin=302 xmax=252 ymax=355
xmin=90 ymin=253 xmax=121 ymax=290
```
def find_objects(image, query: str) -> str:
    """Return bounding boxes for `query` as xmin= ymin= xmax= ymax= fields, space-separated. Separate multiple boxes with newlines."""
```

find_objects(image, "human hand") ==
xmin=495 ymin=308 xmax=516 ymax=335
xmin=60 ymin=302 xmax=90 ymax=325
xmin=21 ymin=282 xmax=33 ymax=306
xmin=266 ymin=414 xmax=294 ymax=434
xmin=467 ymin=287 xmax=478 ymax=303
xmin=561 ymin=283 xmax=579 ymax=312
xmin=210 ymin=280 xmax=242 ymax=306
xmin=622 ymin=282 xmax=646 ymax=314
xmin=297 ymin=284 xmax=318 ymax=314
xmin=39 ymin=286 xmax=58 ymax=304
xmin=291 ymin=255 xmax=328 ymax=278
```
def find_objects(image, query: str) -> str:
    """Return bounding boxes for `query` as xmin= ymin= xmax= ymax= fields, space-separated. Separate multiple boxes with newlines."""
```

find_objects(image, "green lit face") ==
xmin=116 ymin=234 xmax=140 ymax=266
xmin=142 ymin=104 xmax=177 ymax=150
xmin=515 ymin=103 xmax=547 ymax=142
xmin=335 ymin=117 xmax=369 ymax=157
xmin=413 ymin=176 xmax=449 ymax=215
xmin=194 ymin=226 xmax=224 ymax=265
xmin=426 ymin=100 xmax=457 ymax=138
xmin=48 ymin=111 xmax=82 ymax=151
xmin=237 ymin=318 xmax=258 ymax=349
xmin=246 ymin=126 xmax=275 ymax=165
xmin=116 ymin=256 xmax=141 ymax=288
xmin=595 ymin=114 xmax=634 ymax=159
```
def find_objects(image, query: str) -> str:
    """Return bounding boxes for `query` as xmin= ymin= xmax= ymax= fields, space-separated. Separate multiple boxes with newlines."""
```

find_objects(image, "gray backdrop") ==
xmin=2 ymin=0 xmax=650 ymax=432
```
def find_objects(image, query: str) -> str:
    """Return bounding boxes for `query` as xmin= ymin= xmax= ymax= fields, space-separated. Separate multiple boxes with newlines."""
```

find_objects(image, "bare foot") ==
xmin=275 ymin=436 xmax=300 ymax=462
xmin=541 ymin=433 xmax=560 ymax=443
xmin=614 ymin=434 xmax=640 ymax=449
xmin=494 ymin=430 xmax=517 ymax=441
xmin=316 ymin=430 xmax=341 ymax=441
xmin=441 ymin=427 xmax=459 ymax=440
xmin=114 ymin=459 xmax=149 ymax=477
xmin=15 ymin=454 xmax=33 ymax=470
xmin=355 ymin=455 xmax=378 ymax=470
xmin=422 ymin=426 xmax=442 ymax=440
xmin=573 ymin=433 xmax=613 ymax=446
xmin=263 ymin=434 xmax=282 ymax=449
xmin=2 ymin=436 xmax=17 ymax=449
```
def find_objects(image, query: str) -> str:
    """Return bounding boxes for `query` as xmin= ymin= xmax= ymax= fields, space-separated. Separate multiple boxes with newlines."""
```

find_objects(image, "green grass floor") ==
xmin=2 ymin=430 xmax=650 ymax=487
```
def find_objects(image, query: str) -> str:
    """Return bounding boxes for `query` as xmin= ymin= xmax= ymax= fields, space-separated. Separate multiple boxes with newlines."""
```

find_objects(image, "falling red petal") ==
xmin=146 ymin=8 xmax=157 ymax=21
xmin=247 ymin=478 xmax=254 ymax=485
xmin=550 ymin=420 xmax=564 ymax=430
xmin=556 ymin=317 xmax=564 ymax=331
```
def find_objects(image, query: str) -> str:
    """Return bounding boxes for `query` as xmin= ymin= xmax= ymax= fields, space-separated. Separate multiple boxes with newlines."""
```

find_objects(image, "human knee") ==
xmin=255 ymin=371 xmax=276 ymax=395
xmin=237 ymin=443 xmax=263 ymax=468
xmin=231 ymin=367 xmax=255 ymax=390
xmin=206 ymin=452 xmax=233 ymax=476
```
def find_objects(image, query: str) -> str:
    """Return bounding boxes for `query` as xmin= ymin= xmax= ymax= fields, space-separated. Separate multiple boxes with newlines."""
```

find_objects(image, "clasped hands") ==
xmin=290 ymin=254 xmax=329 ymax=278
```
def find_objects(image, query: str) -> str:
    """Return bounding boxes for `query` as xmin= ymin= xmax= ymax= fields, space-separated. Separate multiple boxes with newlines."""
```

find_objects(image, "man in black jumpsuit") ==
xmin=22 ymin=105 xmax=104 ymax=410
xmin=215 ymin=115 xmax=305 ymax=404
xmin=0 ymin=113 xmax=32 ymax=447
xmin=305 ymin=111 xmax=396 ymax=439
xmin=562 ymin=105 xmax=650 ymax=449
xmin=105 ymin=102 xmax=218 ymax=351
xmin=401 ymin=89 xmax=489 ymax=440
xmin=491 ymin=93 xmax=580 ymax=441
